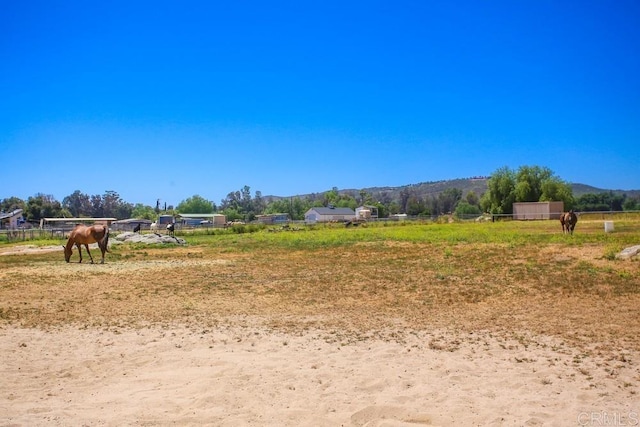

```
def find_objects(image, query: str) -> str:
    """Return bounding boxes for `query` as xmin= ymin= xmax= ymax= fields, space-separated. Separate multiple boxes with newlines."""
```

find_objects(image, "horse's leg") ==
xmin=99 ymin=243 xmax=106 ymax=264
xmin=74 ymin=243 xmax=82 ymax=263
xmin=85 ymin=244 xmax=95 ymax=263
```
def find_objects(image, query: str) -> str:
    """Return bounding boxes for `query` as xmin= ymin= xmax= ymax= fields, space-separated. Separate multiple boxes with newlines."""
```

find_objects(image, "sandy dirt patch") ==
xmin=2 ymin=323 xmax=638 ymax=426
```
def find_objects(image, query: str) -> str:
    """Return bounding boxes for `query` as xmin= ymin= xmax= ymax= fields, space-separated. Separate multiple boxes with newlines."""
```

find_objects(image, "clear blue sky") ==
xmin=2 ymin=1 xmax=639 ymax=208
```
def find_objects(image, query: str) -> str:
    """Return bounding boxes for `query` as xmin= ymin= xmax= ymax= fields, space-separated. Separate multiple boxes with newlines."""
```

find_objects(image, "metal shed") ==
xmin=512 ymin=202 xmax=564 ymax=220
xmin=177 ymin=213 xmax=226 ymax=227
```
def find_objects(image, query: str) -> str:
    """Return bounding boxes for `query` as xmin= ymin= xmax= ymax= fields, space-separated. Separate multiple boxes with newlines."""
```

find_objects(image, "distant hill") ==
xmin=570 ymin=183 xmax=640 ymax=197
xmin=267 ymin=178 xmax=639 ymax=203
xmin=343 ymin=178 xmax=491 ymax=202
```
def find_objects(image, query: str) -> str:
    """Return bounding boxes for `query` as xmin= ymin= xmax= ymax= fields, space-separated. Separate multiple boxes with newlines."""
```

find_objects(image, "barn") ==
xmin=158 ymin=215 xmax=175 ymax=226
xmin=305 ymin=207 xmax=355 ymax=224
xmin=512 ymin=201 xmax=564 ymax=220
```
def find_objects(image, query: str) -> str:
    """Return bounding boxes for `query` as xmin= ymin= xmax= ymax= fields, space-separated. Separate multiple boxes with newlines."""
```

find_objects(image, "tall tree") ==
xmin=465 ymin=191 xmax=479 ymax=207
xmin=25 ymin=194 xmax=66 ymax=222
xmin=101 ymin=191 xmax=122 ymax=218
xmin=176 ymin=195 xmax=214 ymax=214
xmin=90 ymin=195 xmax=104 ymax=217
xmin=0 ymin=196 xmax=26 ymax=213
xmin=438 ymin=188 xmax=462 ymax=214
xmin=482 ymin=165 xmax=573 ymax=214
xmin=481 ymin=166 xmax=517 ymax=214
xmin=399 ymin=188 xmax=411 ymax=213
xmin=131 ymin=204 xmax=157 ymax=220
xmin=62 ymin=190 xmax=92 ymax=217
xmin=575 ymin=192 xmax=625 ymax=211
xmin=220 ymin=190 xmax=241 ymax=211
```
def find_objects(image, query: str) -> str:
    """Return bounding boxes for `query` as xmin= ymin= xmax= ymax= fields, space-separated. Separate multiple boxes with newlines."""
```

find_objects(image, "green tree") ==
xmin=465 ymin=191 xmax=479 ymax=207
xmin=372 ymin=202 xmax=387 ymax=219
xmin=264 ymin=199 xmax=290 ymax=215
xmin=25 ymin=194 xmax=67 ymax=222
xmin=575 ymin=192 xmax=625 ymax=212
xmin=102 ymin=191 xmax=122 ymax=218
xmin=622 ymin=195 xmax=639 ymax=211
xmin=359 ymin=189 xmax=374 ymax=205
xmin=540 ymin=179 xmax=574 ymax=208
xmin=515 ymin=166 xmax=573 ymax=207
xmin=454 ymin=201 xmax=482 ymax=219
xmin=387 ymin=201 xmax=401 ymax=215
xmin=438 ymin=188 xmax=462 ymax=214
xmin=323 ymin=187 xmax=340 ymax=206
xmin=253 ymin=191 xmax=266 ymax=214
xmin=406 ymin=196 xmax=429 ymax=216
xmin=264 ymin=197 xmax=312 ymax=221
xmin=514 ymin=166 xmax=549 ymax=201
xmin=90 ymin=194 xmax=104 ymax=217
xmin=481 ymin=165 xmax=573 ymax=215
xmin=131 ymin=204 xmax=157 ymax=220
xmin=221 ymin=207 xmax=242 ymax=222
xmin=176 ymin=195 xmax=214 ymax=214
xmin=62 ymin=190 xmax=92 ymax=217
xmin=219 ymin=186 xmax=268 ymax=222
xmin=91 ymin=191 xmax=132 ymax=219
xmin=220 ymin=190 xmax=241 ymax=211
xmin=481 ymin=166 xmax=516 ymax=214
xmin=0 ymin=196 xmax=26 ymax=213
xmin=399 ymin=188 xmax=412 ymax=213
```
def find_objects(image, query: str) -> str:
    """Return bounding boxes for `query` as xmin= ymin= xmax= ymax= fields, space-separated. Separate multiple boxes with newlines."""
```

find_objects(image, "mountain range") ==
xmin=271 ymin=178 xmax=640 ymax=202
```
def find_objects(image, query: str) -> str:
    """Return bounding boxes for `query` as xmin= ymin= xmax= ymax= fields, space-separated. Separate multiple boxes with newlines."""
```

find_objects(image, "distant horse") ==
xmin=63 ymin=224 xmax=110 ymax=264
xmin=150 ymin=222 xmax=158 ymax=231
xmin=133 ymin=223 xmax=141 ymax=233
xmin=167 ymin=223 xmax=175 ymax=236
xmin=560 ymin=210 xmax=578 ymax=235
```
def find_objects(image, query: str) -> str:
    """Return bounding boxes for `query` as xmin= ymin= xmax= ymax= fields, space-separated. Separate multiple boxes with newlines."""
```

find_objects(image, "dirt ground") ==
xmin=1 ymin=236 xmax=639 ymax=425
xmin=1 ymin=240 xmax=639 ymax=353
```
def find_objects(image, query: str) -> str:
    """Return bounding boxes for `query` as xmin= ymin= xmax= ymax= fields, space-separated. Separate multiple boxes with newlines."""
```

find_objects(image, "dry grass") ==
xmin=1 ymin=218 xmax=639 ymax=355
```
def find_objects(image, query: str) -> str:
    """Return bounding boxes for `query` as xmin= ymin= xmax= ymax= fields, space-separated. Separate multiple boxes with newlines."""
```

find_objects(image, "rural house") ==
xmin=0 ymin=209 xmax=24 ymax=229
xmin=305 ymin=207 xmax=355 ymax=224
xmin=355 ymin=205 xmax=379 ymax=220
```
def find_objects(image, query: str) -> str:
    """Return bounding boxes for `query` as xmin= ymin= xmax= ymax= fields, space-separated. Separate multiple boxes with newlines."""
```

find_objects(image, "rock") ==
xmin=114 ymin=232 xmax=186 ymax=245
xmin=616 ymin=245 xmax=640 ymax=260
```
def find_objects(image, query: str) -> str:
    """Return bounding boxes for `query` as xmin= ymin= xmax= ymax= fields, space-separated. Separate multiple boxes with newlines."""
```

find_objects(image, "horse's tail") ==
xmin=101 ymin=227 xmax=110 ymax=252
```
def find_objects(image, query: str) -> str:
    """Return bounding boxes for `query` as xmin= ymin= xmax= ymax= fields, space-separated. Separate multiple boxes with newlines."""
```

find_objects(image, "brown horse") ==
xmin=63 ymin=224 xmax=110 ymax=263
xmin=560 ymin=210 xmax=578 ymax=235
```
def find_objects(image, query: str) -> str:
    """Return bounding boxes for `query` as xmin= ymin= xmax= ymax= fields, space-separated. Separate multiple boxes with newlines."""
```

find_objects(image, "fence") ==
xmin=0 ymin=228 xmax=70 ymax=242
xmin=2 ymin=210 xmax=639 ymax=242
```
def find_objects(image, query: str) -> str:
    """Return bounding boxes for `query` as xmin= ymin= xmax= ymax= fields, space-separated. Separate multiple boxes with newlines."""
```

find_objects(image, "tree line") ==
xmin=2 ymin=166 xmax=639 ymax=225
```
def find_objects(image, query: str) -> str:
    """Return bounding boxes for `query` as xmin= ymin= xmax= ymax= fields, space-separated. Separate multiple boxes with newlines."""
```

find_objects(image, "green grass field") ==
xmin=1 ymin=217 xmax=638 ymax=353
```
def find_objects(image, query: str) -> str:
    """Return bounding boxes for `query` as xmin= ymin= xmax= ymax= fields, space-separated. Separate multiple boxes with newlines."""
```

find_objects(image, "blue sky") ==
xmin=1 ymin=1 xmax=639 ymax=208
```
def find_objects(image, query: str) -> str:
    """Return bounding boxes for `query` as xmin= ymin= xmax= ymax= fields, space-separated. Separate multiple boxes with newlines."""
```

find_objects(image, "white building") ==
xmin=305 ymin=207 xmax=355 ymax=223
